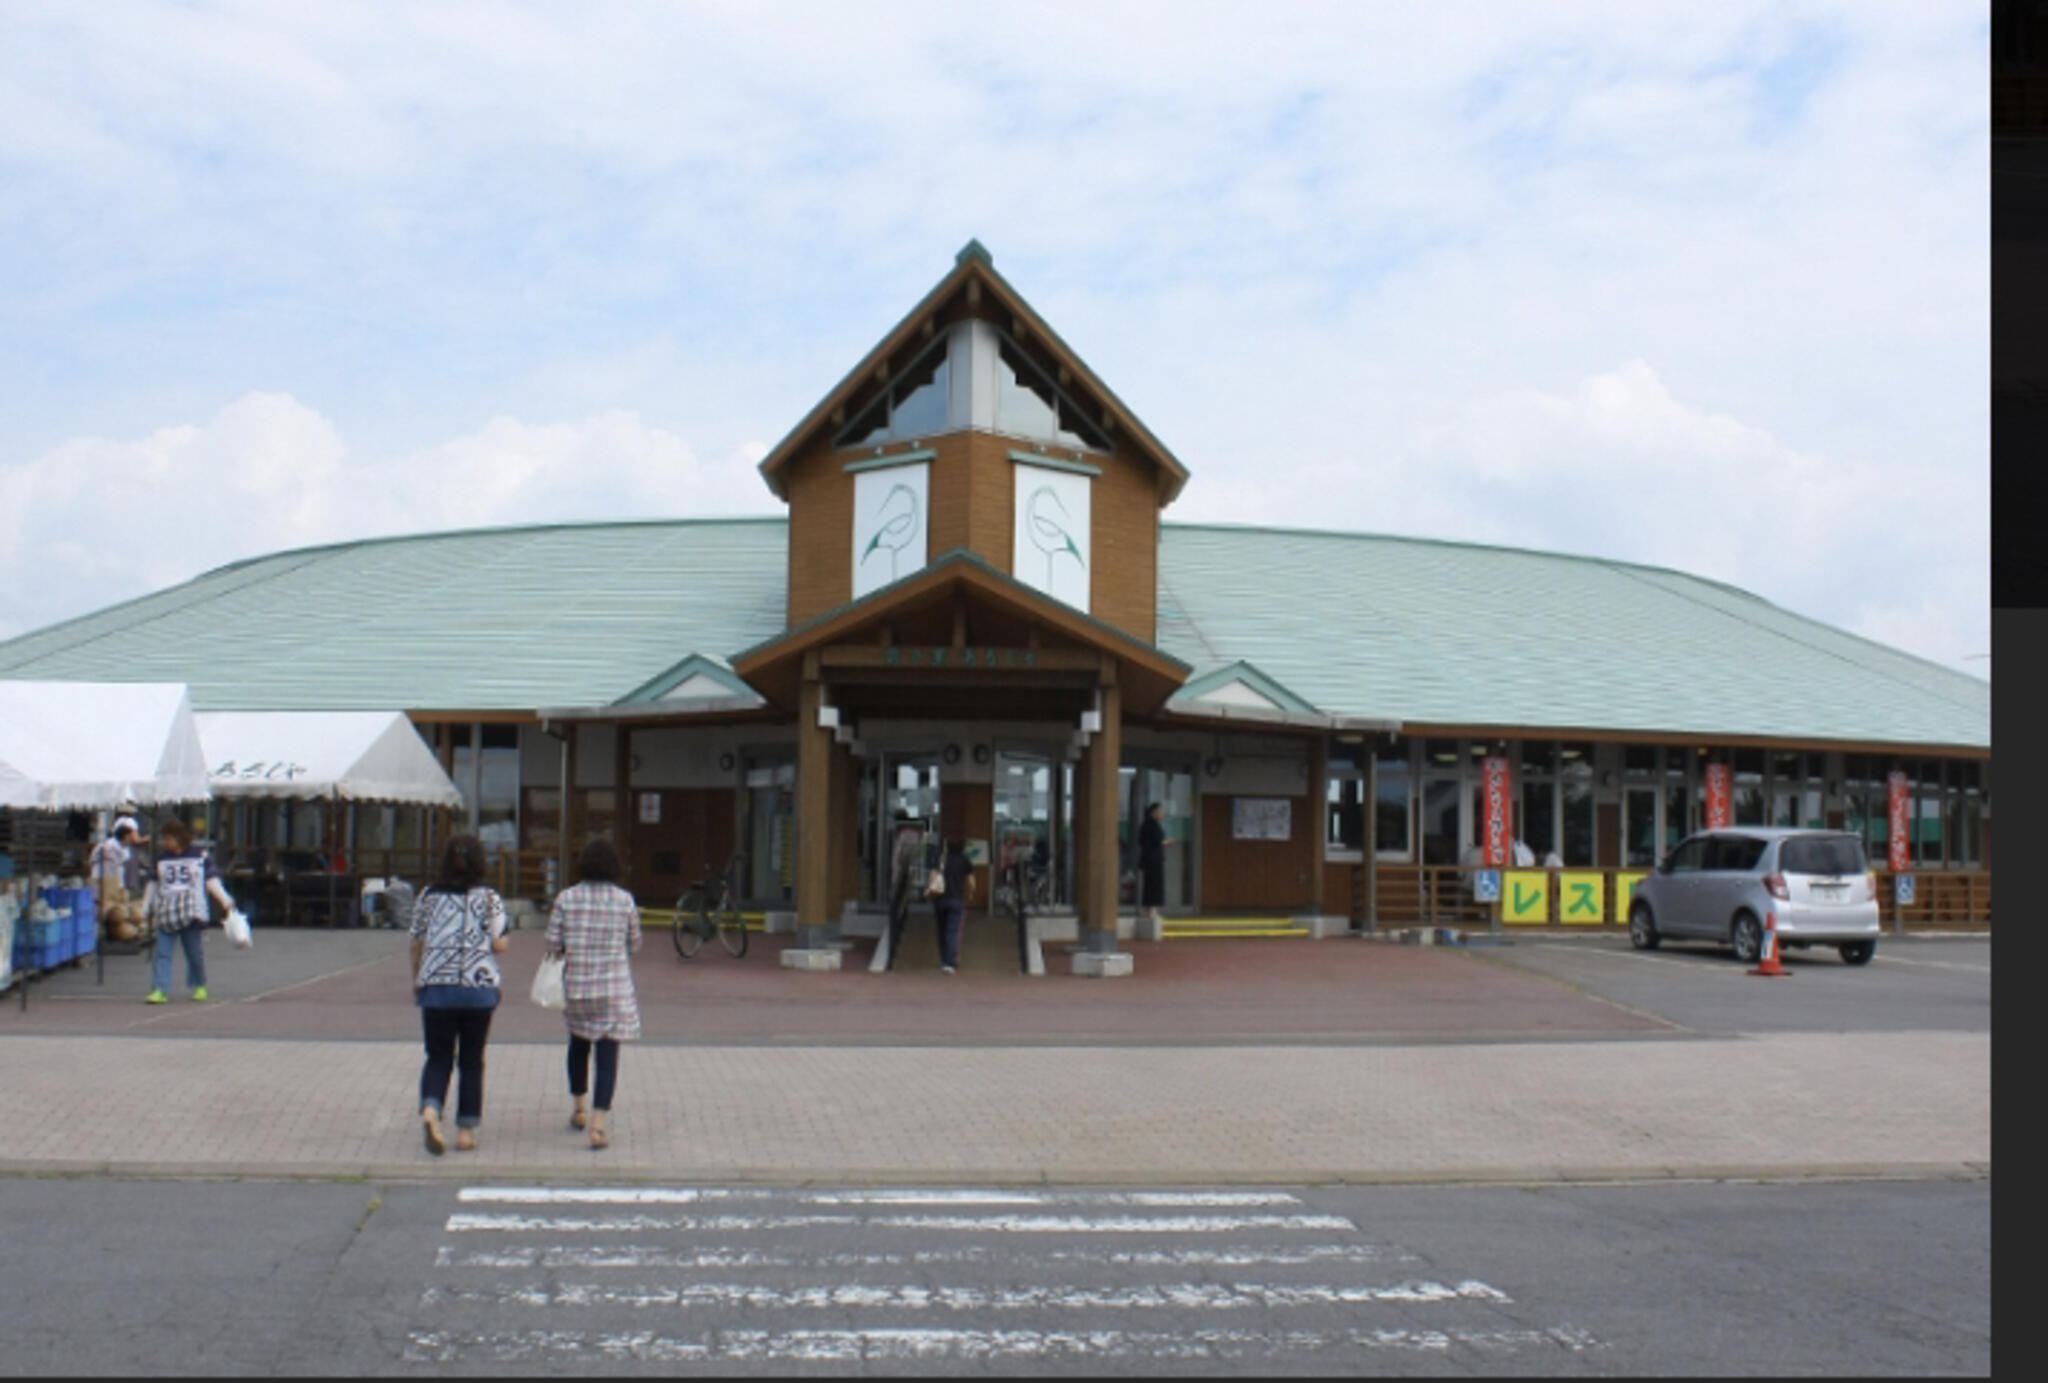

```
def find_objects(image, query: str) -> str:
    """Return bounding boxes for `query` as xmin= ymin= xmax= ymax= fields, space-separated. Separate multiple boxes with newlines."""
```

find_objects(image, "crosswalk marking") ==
xmin=421 ymin=1278 xmax=1511 ymax=1310
xmin=458 ymin=1186 xmax=1304 ymax=1207
xmin=404 ymin=1324 xmax=1603 ymax=1364
xmin=447 ymin=1210 xmax=1359 ymax=1234
xmin=414 ymin=1184 xmax=1604 ymax=1367
xmin=435 ymin=1241 xmax=1422 ymax=1270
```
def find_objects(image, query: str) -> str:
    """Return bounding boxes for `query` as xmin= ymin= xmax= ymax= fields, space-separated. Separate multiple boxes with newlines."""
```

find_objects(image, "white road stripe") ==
xmin=457 ymin=1186 xmax=1301 ymax=1207
xmin=446 ymin=1210 xmax=1356 ymax=1234
xmin=1870 ymin=954 xmax=1989 ymax=973
xmin=435 ymin=1241 xmax=1420 ymax=1270
xmin=403 ymin=1324 xmax=1602 ymax=1363
xmin=420 ymin=1278 xmax=1508 ymax=1310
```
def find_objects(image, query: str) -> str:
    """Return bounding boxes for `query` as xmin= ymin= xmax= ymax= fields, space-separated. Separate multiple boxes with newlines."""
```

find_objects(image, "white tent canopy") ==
xmin=195 ymin=711 xmax=463 ymax=807
xmin=0 ymin=680 xmax=212 ymax=811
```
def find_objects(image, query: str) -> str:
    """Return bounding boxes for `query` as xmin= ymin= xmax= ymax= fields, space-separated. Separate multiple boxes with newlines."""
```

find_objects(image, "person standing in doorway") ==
xmin=410 ymin=833 xmax=508 ymax=1156
xmin=545 ymin=836 xmax=642 ymax=1151
xmin=1139 ymin=802 xmax=1170 ymax=940
xmin=933 ymin=834 xmax=973 ymax=973
xmin=141 ymin=818 xmax=233 ymax=1004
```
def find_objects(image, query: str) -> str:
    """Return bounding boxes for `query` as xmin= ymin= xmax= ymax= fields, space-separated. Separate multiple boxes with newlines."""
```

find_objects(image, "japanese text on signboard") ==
xmin=1482 ymin=756 xmax=1511 ymax=867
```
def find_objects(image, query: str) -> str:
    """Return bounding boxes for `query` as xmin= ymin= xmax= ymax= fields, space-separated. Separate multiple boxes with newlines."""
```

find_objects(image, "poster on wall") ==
xmin=1481 ymin=756 xmax=1511 ymax=866
xmin=1011 ymin=461 xmax=1091 ymax=612
xmin=1705 ymin=762 xmax=1732 ymax=828
xmin=638 ymin=792 xmax=661 ymax=824
xmin=851 ymin=461 xmax=930 ymax=601
xmin=1232 ymin=797 xmax=1291 ymax=841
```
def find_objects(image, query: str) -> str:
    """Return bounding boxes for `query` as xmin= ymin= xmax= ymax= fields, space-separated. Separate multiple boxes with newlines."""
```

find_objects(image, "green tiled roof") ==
xmin=0 ymin=517 xmax=1989 ymax=748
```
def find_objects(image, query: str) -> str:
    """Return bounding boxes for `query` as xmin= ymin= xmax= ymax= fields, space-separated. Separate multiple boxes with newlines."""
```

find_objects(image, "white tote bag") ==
xmin=222 ymin=907 xmax=253 ymax=949
xmin=529 ymin=953 xmax=566 ymax=1010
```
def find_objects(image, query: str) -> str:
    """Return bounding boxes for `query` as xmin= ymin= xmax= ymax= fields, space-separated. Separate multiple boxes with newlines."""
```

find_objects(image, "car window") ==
xmin=1664 ymin=839 xmax=1707 ymax=873
xmin=1780 ymin=835 xmax=1867 ymax=876
xmin=1706 ymin=836 xmax=1766 ymax=871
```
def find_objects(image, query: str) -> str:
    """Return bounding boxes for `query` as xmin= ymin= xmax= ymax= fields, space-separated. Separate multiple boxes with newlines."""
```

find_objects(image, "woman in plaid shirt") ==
xmin=544 ymin=836 xmax=642 ymax=1150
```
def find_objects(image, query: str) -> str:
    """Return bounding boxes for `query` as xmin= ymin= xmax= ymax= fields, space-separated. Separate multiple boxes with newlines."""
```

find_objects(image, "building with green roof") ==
xmin=0 ymin=246 xmax=1990 ymax=955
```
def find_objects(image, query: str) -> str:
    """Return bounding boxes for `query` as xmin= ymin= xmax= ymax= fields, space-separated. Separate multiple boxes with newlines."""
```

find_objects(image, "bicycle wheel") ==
xmin=673 ymin=888 xmax=706 ymax=960
xmin=716 ymin=896 xmax=748 ymax=958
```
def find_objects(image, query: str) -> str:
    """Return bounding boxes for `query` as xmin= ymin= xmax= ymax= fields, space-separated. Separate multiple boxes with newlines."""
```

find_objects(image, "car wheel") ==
xmin=1628 ymin=904 xmax=1660 ymax=951
xmin=1838 ymin=940 xmax=1876 ymax=966
xmin=1730 ymin=911 xmax=1763 ymax=965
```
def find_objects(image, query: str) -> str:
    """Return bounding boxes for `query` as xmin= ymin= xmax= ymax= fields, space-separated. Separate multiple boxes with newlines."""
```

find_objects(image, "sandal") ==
xmin=570 ymin=1098 xmax=588 ymax=1130
xmin=589 ymin=1114 xmax=609 ymax=1151
xmin=421 ymin=1109 xmax=445 ymax=1157
xmin=455 ymin=1128 xmax=477 ymax=1152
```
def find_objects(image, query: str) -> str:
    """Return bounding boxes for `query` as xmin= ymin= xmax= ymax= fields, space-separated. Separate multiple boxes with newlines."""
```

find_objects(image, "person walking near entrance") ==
xmin=1138 ymin=802 xmax=1169 ymax=941
xmin=410 ymin=833 xmax=508 ymax=1156
xmin=141 ymin=818 xmax=234 ymax=1004
xmin=545 ymin=836 xmax=642 ymax=1151
xmin=933 ymin=835 xmax=973 ymax=973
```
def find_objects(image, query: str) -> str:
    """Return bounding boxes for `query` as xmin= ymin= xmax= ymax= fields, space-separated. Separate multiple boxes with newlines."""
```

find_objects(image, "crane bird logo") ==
xmin=1026 ymin=485 xmax=1086 ymax=593
xmin=860 ymin=483 xmax=920 ymax=581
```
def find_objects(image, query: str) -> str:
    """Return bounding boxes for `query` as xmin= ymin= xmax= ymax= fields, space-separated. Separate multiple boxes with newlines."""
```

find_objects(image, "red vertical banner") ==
xmin=1482 ymin=756 xmax=1511 ymax=866
xmin=1887 ymin=771 xmax=1911 ymax=872
xmin=1705 ymin=763 xmax=1732 ymax=828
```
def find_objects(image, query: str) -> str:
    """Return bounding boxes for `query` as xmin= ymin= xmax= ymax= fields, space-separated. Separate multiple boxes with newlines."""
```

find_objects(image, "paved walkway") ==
xmin=0 ymin=929 xmax=1990 ymax=1186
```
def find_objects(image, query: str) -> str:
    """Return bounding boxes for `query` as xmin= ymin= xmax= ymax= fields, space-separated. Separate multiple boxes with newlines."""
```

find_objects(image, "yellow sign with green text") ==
xmin=1559 ymin=872 xmax=1604 ymax=924
xmin=1614 ymin=872 xmax=1647 ymax=922
xmin=1502 ymin=870 xmax=1550 ymax=923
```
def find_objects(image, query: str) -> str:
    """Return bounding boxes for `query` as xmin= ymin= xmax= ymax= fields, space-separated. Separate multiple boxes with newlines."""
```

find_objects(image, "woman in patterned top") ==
xmin=141 ymin=817 xmax=236 ymax=1004
xmin=544 ymin=836 xmax=642 ymax=1150
xmin=409 ymin=833 xmax=508 ymax=1156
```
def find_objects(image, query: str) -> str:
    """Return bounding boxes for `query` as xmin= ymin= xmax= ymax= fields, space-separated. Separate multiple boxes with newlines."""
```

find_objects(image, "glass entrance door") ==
xmin=741 ymin=754 xmax=795 ymax=904
xmin=1118 ymin=759 xmax=1196 ymax=910
xmin=993 ymin=749 xmax=1072 ymax=907
xmin=861 ymin=752 xmax=942 ymax=904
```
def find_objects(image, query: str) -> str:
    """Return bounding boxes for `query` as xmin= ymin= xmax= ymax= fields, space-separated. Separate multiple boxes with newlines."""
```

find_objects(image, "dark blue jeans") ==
xmin=420 ymin=1006 xmax=494 ymax=1128
xmin=935 ymin=899 xmax=964 ymax=968
xmin=568 ymin=1035 xmax=620 ymax=1111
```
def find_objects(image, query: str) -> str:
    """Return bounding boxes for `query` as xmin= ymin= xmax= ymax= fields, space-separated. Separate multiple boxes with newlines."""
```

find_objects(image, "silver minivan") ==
xmin=1629 ymin=827 xmax=1881 ymax=965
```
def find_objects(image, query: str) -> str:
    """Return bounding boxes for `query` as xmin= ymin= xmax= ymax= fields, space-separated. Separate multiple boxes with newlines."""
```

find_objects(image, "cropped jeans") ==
xmin=150 ymin=926 xmax=207 ymax=994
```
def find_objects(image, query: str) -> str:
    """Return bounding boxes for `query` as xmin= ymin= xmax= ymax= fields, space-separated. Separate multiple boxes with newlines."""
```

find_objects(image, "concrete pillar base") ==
xmin=780 ymin=947 xmax=843 ymax=972
xmin=763 ymin=910 xmax=798 ymax=935
xmin=1133 ymin=911 xmax=1164 ymax=943
xmin=1071 ymin=950 xmax=1134 ymax=978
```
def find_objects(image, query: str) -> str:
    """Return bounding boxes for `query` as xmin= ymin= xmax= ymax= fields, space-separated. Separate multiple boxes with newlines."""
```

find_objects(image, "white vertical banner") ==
xmin=1012 ymin=462 xmax=1091 ymax=612
xmin=850 ymin=462 xmax=929 ymax=600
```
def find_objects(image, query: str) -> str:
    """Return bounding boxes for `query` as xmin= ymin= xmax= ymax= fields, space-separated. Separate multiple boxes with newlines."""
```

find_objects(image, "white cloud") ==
xmin=0 ymin=393 xmax=776 ymax=640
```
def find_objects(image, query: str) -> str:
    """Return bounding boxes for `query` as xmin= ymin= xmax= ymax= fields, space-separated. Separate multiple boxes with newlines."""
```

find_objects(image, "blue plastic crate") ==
xmin=70 ymin=910 xmax=97 ymax=958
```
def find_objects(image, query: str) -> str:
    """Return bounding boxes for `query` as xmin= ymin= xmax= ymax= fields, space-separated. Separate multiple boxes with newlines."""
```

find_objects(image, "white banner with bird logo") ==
xmin=1013 ymin=462 xmax=1091 ymax=613
xmin=851 ymin=461 xmax=930 ymax=600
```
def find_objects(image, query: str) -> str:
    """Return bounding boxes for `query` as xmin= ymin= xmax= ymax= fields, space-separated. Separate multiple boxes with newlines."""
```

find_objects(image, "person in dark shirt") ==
xmin=1139 ymin=802 xmax=1169 ymax=936
xmin=933 ymin=836 xmax=974 ymax=973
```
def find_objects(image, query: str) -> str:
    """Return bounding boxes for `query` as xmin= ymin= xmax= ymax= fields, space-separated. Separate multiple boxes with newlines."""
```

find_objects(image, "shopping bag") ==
xmin=530 ymin=953 xmax=566 ymax=1010
xmin=925 ymin=868 xmax=946 ymax=897
xmin=222 ymin=907 xmax=253 ymax=949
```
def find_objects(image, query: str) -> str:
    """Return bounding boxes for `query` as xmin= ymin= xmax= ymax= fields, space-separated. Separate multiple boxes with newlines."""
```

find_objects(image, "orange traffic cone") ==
xmin=1748 ymin=909 xmax=1792 ymax=977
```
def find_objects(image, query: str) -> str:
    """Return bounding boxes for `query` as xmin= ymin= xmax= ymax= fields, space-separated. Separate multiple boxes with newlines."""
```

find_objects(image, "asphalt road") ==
xmin=1466 ymin=935 xmax=1990 ymax=1038
xmin=0 ymin=1174 xmax=1987 ymax=1376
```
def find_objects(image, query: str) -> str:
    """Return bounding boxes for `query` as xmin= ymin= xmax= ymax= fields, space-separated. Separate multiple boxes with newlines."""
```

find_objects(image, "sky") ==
xmin=0 ymin=1 xmax=1988 ymax=680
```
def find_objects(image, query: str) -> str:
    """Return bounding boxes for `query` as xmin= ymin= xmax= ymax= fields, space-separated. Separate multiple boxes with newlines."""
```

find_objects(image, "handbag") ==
xmin=925 ymin=867 xmax=946 ymax=897
xmin=530 ymin=953 xmax=566 ymax=1010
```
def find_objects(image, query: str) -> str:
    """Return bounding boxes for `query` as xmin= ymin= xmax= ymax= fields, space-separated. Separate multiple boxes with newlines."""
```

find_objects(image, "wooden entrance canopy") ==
xmin=730 ymin=550 xmax=1191 ymax=941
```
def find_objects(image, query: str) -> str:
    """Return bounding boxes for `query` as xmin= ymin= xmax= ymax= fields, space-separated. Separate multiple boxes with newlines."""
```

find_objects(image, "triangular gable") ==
xmin=730 ymin=548 xmax=1190 ymax=714
xmin=1170 ymin=661 xmax=1320 ymax=716
xmin=616 ymin=653 xmax=763 ymax=707
xmin=755 ymin=241 xmax=1190 ymax=505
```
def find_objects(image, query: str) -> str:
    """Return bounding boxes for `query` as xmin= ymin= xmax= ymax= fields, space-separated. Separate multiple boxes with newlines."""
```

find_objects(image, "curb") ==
xmin=0 ymin=1159 xmax=1990 ymax=1188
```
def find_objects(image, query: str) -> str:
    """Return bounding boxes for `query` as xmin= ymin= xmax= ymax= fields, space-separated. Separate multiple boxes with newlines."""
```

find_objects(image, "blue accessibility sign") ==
xmin=1473 ymin=870 xmax=1501 ymax=903
xmin=1894 ymin=874 xmax=1915 ymax=905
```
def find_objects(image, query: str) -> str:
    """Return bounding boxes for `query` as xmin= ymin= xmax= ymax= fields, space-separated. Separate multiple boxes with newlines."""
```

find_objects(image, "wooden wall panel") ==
xmin=626 ymin=789 xmax=735 ymax=905
xmin=1198 ymin=794 xmax=1316 ymax=910
xmin=1089 ymin=452 xmax=1158 ymax=644
xmin=784 ymin=438 xmax=856 ymax=629
xmin=1321 ymin=861 xmax=1355 ymax=919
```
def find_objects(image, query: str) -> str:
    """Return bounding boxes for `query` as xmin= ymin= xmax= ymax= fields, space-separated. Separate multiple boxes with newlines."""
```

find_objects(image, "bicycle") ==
xmin=673 ymin=854 xmax=747 ymax=960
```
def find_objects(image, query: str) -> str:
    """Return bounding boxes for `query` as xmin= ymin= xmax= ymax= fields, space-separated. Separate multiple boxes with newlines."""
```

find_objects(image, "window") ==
xmin=1326 ymin=771 xmax=1365 ymax=854
xmin=1707 ymin=835 xmax=1766 ymax=871
xmin=1376 ymin=739 xmax=1412 ymax=857
xmin=1780 ymin=835 xmax=1867 ymax=876
xmin=1664 ymin=838 xmax=1708 ymax=873
xmin=995 ymin=337 xmax=1109 ymax=450
xmin=1559 ymin=741 xmax=1595 ymax=866
xmin=834 ymin=336 xmax=952 ymax=448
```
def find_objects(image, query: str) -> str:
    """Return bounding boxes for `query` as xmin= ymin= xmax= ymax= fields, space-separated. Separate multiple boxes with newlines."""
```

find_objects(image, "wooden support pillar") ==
xmin=558 ymin=725 xmax=579 ymax=899
xmin=828 ymin=735 xmax=857 ymax=923
xmin=796 ymin=664 xmax=833 ymax=939
xmin=1309 ymin=736 xmax=1328 ymax=913
xmin=1364 ymin=739 xmax=1379 ymax=933
xmin=614 ymin=722 xmax=635 ymax=896
xmin=1083 ymin=673 xmax=1123 ymax=942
